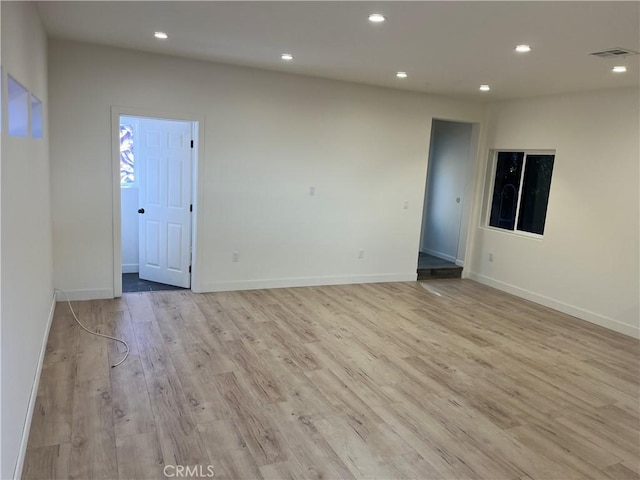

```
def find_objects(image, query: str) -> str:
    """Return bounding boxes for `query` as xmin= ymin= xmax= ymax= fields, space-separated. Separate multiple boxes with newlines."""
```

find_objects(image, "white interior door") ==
xmin=137 ymin=117 xmax=192 ymax=288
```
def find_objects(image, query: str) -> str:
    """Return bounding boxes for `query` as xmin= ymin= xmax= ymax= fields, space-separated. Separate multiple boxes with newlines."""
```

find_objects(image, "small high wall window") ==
xmin=120 ymin=124 xmax=135 ymax=186
xmin=8 ymin=75 xmax=29 ymax=137
xmin=31 ymin=95 xmax=43 ymax=138
xmin=488 ymin=151 xmax=555 ymax=236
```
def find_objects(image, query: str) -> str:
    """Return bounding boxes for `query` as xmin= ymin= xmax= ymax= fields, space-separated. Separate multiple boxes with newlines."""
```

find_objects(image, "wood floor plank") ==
xmin=225 ymin=339 xmax=284 ymax=403
xmin=602 ymin=463 xmax=640 ymax=480
xmin=69 ymin=377 xmax=118 ymax=480
xmin=261 ymin=320 xmax=319 ymax=371
xmin=132 ymin=320 xmax=176 ymax=376
xmin=171 ymin=341 xmax=236 ymax=377
xmin=124 ymin=292 xmax=156 ymax=322
xmin=506 ymin=424 xmax=619 ymax=480
xmin=387 ymin=396 xmax=527 ymax=479
xmin=314 ymin=414 xmax=397 ymax=479
xmin=555 ymin=412 xmax=640 ymax=466
xmin=110 ymin=355 xmax=156 ymax=437
xmin=153 ymin=306 xmax=198 ymax=353
xmin=211 ymin=372 xmax=288 ymax=466
xmin=269 ymin=409 xmax=356 ymax=480
xmin=371 ymin=403 xmax=481 ymax=479
xmin=26 ymin=358 xmax=76 ymax=449
xmin=303 ymin=341 xmax=390 ymax=408
xmin=22 ymin=280 xmax=640 ymax=480
xmin=146 ymin=370 xmax=209 ymax=467
xmin=22 ymin=443 xmax=70 ymax=480
xmin=43 ymin=310 xmax=78 ymax=366
xmin=197 ymin=420 xmax=263 ymax=480
xmin=383 ymin=452 xmax=444 ymax=480
xmin=305 ymin=367 xmax=384 ymax=423
xmin=178 ymin=372 xmax=236 ymax=423
xmin=259 ymin=460 xmax=306 ymax=480
xmin=104 ymin=310 xmax=139 ymax=363
xmin=227 ymin=409 xmax=288 ymax=467
xmin=115 ymin=432 xmax=164 ymax=480
xmin=75 ymin=322 xmax=111 ymax=383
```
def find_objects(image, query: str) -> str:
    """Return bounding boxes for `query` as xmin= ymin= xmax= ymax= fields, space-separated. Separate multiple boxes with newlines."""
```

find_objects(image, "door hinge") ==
xmin=189 ymin=265 xmax=192 ymax=273
xmin=190 ymin=140 xmax=194 ymax=148
xmin=190 ymin=204 xmax=193 ymax=212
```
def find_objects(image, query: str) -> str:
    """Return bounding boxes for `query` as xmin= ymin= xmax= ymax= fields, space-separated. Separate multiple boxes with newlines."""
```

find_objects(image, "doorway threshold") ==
xmin=417 ymin=252 xmax=462 ymax=280
xmin=122 ymin=273 xmax=187 ymax=293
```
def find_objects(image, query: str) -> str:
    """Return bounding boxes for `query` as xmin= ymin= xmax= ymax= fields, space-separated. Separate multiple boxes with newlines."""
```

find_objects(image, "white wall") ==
xmin=420 ymin=120 xmax=474 ymax=263
xmin=0 ymin=2 xmax=53 ymax=478
xmin=467 ymin=87 xmax=640 ymax=338
xmin=121 ymin=186 xmax=139 ymax=272
xmin=49 ymin=40 xmax=485 ymax=297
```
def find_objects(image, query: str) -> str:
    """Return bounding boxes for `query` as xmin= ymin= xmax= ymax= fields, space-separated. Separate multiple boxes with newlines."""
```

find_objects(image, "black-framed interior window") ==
xmin=489 ymin=151 xmax=554 ymax=235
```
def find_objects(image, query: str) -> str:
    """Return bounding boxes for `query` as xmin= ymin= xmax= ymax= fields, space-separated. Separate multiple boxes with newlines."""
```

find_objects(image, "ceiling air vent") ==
xmin=590 ymin=47 xmax=639 ymax=58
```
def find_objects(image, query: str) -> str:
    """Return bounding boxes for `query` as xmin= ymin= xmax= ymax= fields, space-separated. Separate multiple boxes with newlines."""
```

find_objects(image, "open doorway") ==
xmin=418 ymin=119 xmax=476 ymax=279
xmin=119 ymin=115 xmax=197 ymax=292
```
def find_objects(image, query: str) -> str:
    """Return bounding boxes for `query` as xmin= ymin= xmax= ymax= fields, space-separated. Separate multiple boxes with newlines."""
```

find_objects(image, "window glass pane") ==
xmin=120 ymin=124 xmax=134 ymax=186
xmin=31 ymin=95 xmax=43 ymax=138
xmin=517 ymin=155 xmax=554 ymax=235
xmin=8 ymin=75 xmax=29 ymax=137
xmin=489 ymin=151 xmax=524 ymax=230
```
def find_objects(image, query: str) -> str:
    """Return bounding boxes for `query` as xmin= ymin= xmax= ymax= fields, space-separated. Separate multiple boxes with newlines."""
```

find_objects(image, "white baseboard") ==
xmin=54 ymin=288 xmax=113 ymax=301
xmin=122 ymin=264 xmax=139 ymax=274
xmin=202 ymin=273 xmax=417 ymax=293
xmin=14 ymin=292 xmax=57 ymax=480
xmin=467 ymin=271 xmax=639 ymax=339
xmin=422 ymin=248 xmax=459 ymax=265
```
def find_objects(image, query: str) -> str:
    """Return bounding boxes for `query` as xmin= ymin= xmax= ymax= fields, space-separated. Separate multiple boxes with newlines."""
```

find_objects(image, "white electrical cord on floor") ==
xmin=54 ymin=288 xmax=130 ymax=368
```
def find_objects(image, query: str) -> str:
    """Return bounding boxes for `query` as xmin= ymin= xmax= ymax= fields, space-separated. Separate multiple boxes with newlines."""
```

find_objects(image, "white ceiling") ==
xmin=36 ymin=1 xmax=640 ymax=100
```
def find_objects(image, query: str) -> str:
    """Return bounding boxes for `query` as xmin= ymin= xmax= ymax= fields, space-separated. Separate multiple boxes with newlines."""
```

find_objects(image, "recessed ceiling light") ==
xmin=612 ymin=65 xmax=627 ymax=73
xmin=281 ymin=53 xmax=294 ymax=61
xmin=479 ymin=84 xmax=491 ymax=91
xmin=368 ymin=13 xmax=386 ymax=23
xmin=396 ymin=71 xmax=408 ymax=78
xmin=515 ymin=44 xmax=531 ymax=53
xmin=154 ymin=31 xmax=168 ymax=40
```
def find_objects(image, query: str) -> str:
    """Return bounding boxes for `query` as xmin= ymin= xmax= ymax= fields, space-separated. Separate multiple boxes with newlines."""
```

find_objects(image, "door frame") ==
xmin=419 ymin=117 xmax=481 ymax=273
xmin=111 ymin=106 xmax=205 ymax=297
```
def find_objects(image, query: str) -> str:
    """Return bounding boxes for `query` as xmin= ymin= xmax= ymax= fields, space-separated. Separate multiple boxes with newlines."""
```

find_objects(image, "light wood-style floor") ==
xmin=23 ymin=280 xmax=640 ymax=480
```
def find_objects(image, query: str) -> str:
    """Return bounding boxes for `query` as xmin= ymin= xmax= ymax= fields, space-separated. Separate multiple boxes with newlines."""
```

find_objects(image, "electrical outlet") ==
xmin=309 ymin=186 xmax=316 ymax=196
xmin=403 ymin=201 xmax=409 ymax=210
xmin=232 ymin=252 xmax=239 ymax=263
xmin=489 ymin=252 xmax=494 ymax=262
xmin=358 ymin=249 xmax=364 ymax=259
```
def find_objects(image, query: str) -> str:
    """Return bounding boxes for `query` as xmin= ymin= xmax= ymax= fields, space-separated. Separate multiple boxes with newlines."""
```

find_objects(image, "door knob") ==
xmin=138 ymin=208 xmax=145 ymax=214
xmin=456 ymin=197 xmax=461 ymax=204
